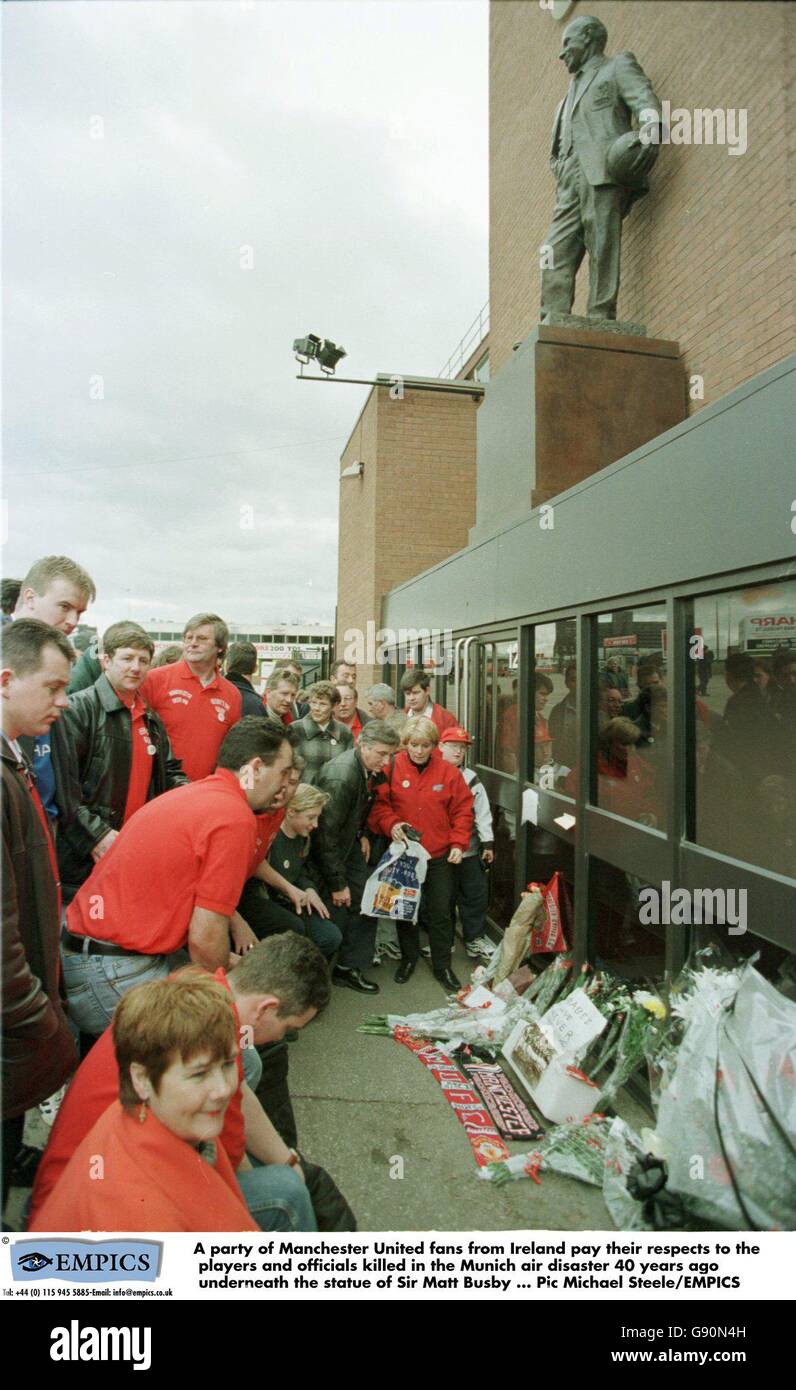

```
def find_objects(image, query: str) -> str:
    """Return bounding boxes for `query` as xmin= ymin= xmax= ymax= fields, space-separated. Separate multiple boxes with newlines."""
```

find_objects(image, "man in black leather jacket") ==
xmin=225 ymin=642 xmax=268 ymax=718
xmin=311 ymin=719 xmax=399 ymax=994
xmin=2 ymin=618 xmax=78 ymax=1200
xmin=54 ymin=621 xmax=187 ymax=904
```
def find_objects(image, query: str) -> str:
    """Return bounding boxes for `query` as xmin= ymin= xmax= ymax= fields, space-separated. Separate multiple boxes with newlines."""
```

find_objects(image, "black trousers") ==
xmin=450 ymin=854 xmax=489 ymax=943
xmin=399 ymin=857 xmax=454 ymax=973
xmin=239 ymin=882 xmax=341 ymax=960
xmin=2 ymin=1114 xmax=25 ymax=1211
xmin=326 ymin=842 xmax=377 ymax=971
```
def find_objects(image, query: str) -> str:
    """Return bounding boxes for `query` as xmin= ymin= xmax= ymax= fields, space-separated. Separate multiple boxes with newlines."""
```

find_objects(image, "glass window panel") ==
xmin=692 ymin=579 xmax=796 ymax=878
xmin=493 ymin=640 xmax=518 ymax=773
xmin=591 ymin=856 xmax=666 ymax=986
xmin=486 ymin=805 xmax=517 ymax=931
xmin=592 ymin=604 xmax=667 ymax=830
xmin=533 ymin=619 xmax=577 ymax=786
xmin=479 ymin=643 xmax=495 ymax=768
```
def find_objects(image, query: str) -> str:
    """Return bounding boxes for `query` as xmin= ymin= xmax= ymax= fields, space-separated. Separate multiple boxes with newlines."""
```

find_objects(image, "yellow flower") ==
xmin=633 ymin=990 xmax=667 ymax=1020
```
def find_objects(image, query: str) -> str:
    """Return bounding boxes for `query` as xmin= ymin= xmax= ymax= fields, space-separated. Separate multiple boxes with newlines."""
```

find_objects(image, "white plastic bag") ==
xmin=656 ymin=965 xmax=796 ymax=1231
xmin=360 ymin=840 xmax=430 ymax=924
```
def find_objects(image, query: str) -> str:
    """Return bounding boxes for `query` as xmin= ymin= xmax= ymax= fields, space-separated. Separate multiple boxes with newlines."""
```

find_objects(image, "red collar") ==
xmin=210 ymin=767 xmax=250 ymax=804
xmin=177 ymin=658 xmax=220 ymax=690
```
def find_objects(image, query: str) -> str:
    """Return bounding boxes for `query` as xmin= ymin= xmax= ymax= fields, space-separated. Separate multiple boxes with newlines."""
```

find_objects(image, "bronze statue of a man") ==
xmin=540 ymin=14 xmax=662 ymax=324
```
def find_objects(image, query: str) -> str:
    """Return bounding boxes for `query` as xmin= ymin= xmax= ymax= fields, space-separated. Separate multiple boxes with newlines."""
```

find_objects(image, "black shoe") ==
xmin=394 ymin=960 xmax=416 ymax=984
xmin=285 ymin=1029 xmax=299 ymax=1042
xmin=332 ymin=966 xmax=380 ymax=995
xmin=433 ymin=967 xmax=461 ymax=993
xmin=10 ymin=1143 xmax=44 ymax=1187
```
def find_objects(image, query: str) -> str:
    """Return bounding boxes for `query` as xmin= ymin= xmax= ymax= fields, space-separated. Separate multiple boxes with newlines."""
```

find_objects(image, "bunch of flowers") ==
xmin=482 ymin=1113 xmax=612 ymax=1187
xmin=357 ymin=993 xmax=541 ymax=1054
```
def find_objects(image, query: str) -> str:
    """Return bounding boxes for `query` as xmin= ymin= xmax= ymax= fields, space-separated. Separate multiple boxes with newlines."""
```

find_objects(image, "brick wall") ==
xmin=490 ymin=0 xmax=795 ymax=408
xmin=336 ymin=384 xmax=478 ymax=691
xmin=336 ymin=389 xmax=380 ymax=694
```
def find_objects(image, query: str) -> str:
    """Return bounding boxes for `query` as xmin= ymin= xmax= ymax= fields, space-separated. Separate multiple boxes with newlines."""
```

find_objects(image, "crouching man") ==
xmin=61 ymin=717 xmax=295 ymax=1036
xmin=311 ymin=719 xmax=401 ymax=994
xmin=30 ymin=935 xmax=355 ymax=1231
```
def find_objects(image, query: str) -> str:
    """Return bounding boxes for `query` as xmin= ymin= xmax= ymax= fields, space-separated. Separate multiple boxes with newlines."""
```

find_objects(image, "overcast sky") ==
xmin=2 ymin=0 xmax=488 ymax=634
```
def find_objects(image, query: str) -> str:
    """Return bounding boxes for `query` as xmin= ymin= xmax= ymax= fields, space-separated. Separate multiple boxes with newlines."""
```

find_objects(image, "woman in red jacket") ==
xmin=30 ymin=974 xmax=257 ymax=1232
xmin=369 ymin=716 xmax=473 ymax=991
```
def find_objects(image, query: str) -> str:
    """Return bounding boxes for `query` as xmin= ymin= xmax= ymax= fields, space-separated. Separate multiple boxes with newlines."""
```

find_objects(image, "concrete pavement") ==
xmin=289 ymin=938 xmax=619 ymax=1232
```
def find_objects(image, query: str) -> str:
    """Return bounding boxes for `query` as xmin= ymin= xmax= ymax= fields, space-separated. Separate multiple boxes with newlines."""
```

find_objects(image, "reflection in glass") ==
xmin=479 ymin=643 xmax=494 ymax=767
xmin=592 ymin=858 xmax=666 ymax=985
xmin=593 ymin=606 xmax=667 ymax=829
xmin=493 ymin=641 xmax=518 ymax=774
xmin=532 ymin=619 xmax=577 ymax=787
xmin=533 ymin=671 xmax=553 ymax=776
xmin=487 ymin=805 xmax=517 ymax=931
xmin=693 ymin=582 xmax=796 ymax=878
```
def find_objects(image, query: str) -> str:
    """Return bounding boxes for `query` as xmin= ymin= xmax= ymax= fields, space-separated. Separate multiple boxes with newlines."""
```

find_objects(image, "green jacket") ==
xmin=67 ymin=647 xmax=102 ymax=694
xmin=292 ymin=715 xmax=353 ymax=786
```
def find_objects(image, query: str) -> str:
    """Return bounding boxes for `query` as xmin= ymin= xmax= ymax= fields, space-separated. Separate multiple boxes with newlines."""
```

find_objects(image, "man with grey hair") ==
xmin=366 ymin=683 xmax=406 ymax=733
xmin=541 ymin=13 xmax=661 ymax=322
xmin=310 ymin=719 xmax=401 ymax=993
xmin=141 ymin=612 xmax=242 ymax=780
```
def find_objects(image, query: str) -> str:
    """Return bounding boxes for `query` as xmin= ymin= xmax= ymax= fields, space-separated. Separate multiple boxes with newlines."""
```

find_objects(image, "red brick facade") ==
xmin=336 ymin=384 xmax=478 ymax=690
xmin=490 ymin=1 xmax=795 ymax=406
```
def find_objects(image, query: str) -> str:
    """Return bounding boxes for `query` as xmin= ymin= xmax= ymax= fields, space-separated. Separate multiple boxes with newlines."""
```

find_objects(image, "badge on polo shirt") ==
xmin=402 ymin=779 xmax=410 ymax=788
xmin=433 ymin=784 xmax=444 ymax=791
xmin=330 ymin=737 xmax=337 ymax=746
xmin=137 ymin=726 xmax=156 ymax=756
xmin=283 ymin=859 xmax=291 ymax=869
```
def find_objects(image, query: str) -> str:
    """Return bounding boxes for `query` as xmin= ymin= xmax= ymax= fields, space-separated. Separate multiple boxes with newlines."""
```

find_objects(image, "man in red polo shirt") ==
xmin=141 ymin=612 xmax=242 ymax=780
xmin=60 ymin=718 xmax=295 ymax=1036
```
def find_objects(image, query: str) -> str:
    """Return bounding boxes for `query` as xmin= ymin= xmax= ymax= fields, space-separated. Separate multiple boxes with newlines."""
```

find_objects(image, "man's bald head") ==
xmin=560 ymin=15 xmax=607 ymax=72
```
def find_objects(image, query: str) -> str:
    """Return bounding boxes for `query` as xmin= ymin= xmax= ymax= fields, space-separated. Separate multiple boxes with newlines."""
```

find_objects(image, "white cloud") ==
xmin=2 ymin=0 xmax=488 ymax=632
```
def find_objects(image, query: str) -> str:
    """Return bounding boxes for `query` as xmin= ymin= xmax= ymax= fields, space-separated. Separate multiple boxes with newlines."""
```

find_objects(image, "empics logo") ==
xmin=18 ymin=1251 xmax=53 ymax=1273
xmin=13 ymin=1238 xmax=161 ymax=1283
xmin=50 ymin=1321 xmax=151 ymax=1372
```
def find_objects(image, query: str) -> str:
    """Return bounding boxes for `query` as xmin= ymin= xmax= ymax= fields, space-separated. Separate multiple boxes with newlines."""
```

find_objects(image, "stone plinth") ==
xmin=540 ymin=312 xmax=647 ymax=336
xmin=470 ymin=325 xmax=684 ymax=542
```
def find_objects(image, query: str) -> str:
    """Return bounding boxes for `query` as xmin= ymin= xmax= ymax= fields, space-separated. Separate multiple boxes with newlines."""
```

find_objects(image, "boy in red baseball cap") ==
xmin=439 ymin=727 xmax=495 ymax=960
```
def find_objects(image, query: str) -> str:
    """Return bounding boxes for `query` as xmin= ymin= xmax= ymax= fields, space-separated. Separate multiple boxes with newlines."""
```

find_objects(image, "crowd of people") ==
xmin=1 ymin=556 xmax=495 ymax=1233
xmin=4 ymin=556 xmax=792 ymax=1232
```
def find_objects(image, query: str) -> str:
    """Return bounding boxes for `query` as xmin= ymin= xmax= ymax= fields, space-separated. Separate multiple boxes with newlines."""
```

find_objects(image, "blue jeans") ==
xmin=237 ymin=1158 xmax=317 ymax=1232
xmin=61 ymin=946 xmax=188 ymax=1036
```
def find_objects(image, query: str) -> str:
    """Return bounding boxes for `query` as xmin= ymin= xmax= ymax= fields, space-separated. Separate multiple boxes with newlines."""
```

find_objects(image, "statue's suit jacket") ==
xmin=550 ymin=52 xmax=661 ymax=207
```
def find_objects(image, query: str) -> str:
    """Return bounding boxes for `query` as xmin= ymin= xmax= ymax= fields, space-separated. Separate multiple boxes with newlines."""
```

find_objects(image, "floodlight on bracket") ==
xmin=292 ymin=335 xmax=484 ymax=400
